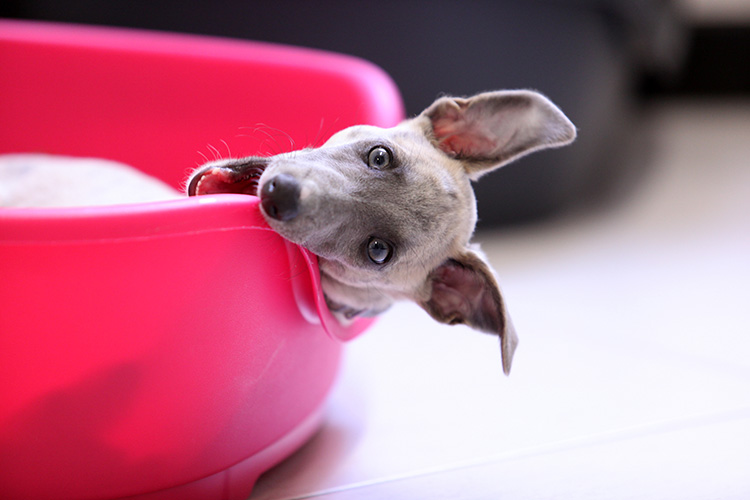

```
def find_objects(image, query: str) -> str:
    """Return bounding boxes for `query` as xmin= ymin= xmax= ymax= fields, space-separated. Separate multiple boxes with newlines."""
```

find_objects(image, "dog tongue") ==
xmin=188 ymin=164 xmax=265 ymax=197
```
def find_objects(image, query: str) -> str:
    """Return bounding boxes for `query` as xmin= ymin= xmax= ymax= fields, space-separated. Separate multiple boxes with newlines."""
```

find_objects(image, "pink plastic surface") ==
xmin=0 ymin=20 xmax=404 ymax=499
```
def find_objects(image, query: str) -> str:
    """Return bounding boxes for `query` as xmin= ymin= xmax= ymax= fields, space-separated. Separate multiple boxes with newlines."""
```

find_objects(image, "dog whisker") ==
xmin=205 ymin=143 xmax=222 ymax=161
xmin=220 ymin=139 xmax=232 ymax=159
xmin=240 ymin=123 xmax=296 ymax=155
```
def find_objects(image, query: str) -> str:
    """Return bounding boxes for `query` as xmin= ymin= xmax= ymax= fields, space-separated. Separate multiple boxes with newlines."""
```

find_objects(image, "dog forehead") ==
xmin=323 ymin=123 xmax=464 ymax=182
xmin=321 ymin=120 xmax=474 ymax=231
xmin=324 ymin=123 xmax=421 ymax=147
xmin=324 ymin=125 xmax=377 ymax=146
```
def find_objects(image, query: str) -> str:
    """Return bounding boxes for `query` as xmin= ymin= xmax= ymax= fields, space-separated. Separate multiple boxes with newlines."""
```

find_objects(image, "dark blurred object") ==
xmin=1 ymin=0 xmax=685 ymax=226
xmin=642 ymin=25 xmax=750 ymax=97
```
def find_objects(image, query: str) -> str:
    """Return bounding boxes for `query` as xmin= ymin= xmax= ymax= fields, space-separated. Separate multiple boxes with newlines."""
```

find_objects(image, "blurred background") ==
xmin=3 ymin=0 xmax=747 ymax=227
xmin=3 ymin=2 xmax=748 ymax=498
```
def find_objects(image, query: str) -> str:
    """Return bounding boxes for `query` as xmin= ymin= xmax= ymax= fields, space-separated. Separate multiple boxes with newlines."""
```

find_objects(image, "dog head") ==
xmin=188 ymin=90 xmax=576 ymax=374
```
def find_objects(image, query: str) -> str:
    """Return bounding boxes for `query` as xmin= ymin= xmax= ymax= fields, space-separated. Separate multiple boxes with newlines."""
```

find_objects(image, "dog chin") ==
xmin=325 ymin=294 xmax=391 ymax=322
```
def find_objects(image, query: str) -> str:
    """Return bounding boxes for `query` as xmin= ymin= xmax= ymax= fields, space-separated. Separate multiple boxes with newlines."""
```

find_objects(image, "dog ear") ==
xmin=422 ymin=90 xmax=576 ymax=180
xmin=418 ymin=249 xmax=518 ymax=375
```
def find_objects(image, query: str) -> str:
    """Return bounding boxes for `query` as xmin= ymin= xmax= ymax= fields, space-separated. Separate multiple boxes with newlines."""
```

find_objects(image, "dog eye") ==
xmin=366 ymin=237 xmax=393 ymax=265
xmin=367 ymin=146 xmax=392 ymax=169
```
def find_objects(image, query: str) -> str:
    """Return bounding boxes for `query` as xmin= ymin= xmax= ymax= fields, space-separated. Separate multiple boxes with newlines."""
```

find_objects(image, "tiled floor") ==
xmin=249 ymin=101 xmax=750 ymax=499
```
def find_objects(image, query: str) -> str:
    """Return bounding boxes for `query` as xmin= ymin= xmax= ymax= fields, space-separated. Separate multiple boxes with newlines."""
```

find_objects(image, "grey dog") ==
xmin=188 ymin=90 xmax=576 ymax=374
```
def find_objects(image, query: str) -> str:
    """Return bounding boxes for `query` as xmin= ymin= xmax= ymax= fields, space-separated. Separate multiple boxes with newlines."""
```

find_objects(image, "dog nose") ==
xmin=261 ymin=173 xmax=301 ymax=221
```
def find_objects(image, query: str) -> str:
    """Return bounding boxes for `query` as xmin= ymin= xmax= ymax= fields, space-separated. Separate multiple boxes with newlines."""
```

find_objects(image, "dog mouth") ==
xmin=187 ymin=160 xmax=268 ymax=197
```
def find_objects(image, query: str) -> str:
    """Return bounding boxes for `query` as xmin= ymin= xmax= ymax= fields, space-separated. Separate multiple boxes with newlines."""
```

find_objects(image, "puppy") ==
xmin=188 ymin=90 xmax=576 ymax=374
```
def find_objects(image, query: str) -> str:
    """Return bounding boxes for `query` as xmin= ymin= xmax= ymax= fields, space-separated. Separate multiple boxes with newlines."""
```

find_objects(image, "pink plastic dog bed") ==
xmin=0 ymin=20 xmax=403 ymax=499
